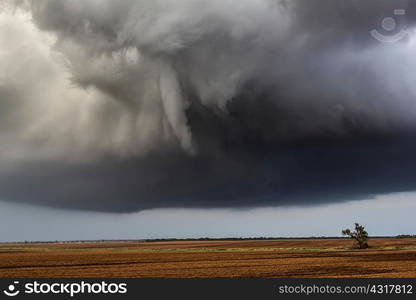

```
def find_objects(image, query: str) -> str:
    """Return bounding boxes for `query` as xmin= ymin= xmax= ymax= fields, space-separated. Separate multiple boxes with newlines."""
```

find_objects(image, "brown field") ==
xmin=1 ymin=238 xmax=416 ymax=278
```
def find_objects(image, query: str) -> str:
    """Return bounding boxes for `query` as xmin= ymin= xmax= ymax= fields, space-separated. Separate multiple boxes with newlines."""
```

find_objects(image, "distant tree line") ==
xmin=395 ymin=235 xmax=416 ymax=239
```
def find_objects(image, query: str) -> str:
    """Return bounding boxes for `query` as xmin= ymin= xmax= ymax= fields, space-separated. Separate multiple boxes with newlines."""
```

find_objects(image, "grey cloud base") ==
xmin=1 ymin=0 xmax=416 ymax=211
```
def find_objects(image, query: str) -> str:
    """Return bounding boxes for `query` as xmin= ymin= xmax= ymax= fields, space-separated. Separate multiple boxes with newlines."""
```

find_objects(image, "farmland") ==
xmin=0 ymin=238 xmax=416 ymax=278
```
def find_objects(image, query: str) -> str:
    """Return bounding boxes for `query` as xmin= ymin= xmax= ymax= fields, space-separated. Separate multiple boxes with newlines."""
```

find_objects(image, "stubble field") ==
xmin=0 ymin=238 xmax=416 ymax=278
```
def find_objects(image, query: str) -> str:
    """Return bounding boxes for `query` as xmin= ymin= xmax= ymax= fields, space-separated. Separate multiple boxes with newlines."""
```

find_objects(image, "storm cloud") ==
xmin=1 ymin=0 xmax=416 ymax=212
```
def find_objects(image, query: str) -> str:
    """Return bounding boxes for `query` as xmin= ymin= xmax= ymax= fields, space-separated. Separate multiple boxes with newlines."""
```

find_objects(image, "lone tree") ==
xmin=342 ymin=223 xmax=369 ymax=249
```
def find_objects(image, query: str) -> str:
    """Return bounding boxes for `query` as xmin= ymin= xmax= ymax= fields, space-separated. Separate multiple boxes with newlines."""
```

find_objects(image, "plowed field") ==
xmin=1 ymin=238 xmax=415 ymax=277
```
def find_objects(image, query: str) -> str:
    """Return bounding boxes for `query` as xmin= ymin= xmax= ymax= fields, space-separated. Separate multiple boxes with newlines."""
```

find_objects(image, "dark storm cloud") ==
xmin=1 ymin=0 xmax=416 ymax=212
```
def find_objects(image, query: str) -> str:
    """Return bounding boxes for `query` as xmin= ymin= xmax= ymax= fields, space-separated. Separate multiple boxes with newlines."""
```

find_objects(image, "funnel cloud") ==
xmin=1 ymin=0 xmax=416 ymax=212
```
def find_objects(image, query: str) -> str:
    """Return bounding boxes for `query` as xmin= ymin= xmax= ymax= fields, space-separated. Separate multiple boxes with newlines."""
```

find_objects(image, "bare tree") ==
xmin=342 ymin=223 xmax=369 ymax=249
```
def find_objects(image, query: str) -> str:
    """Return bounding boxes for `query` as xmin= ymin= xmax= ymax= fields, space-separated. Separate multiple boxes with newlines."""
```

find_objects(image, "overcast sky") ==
xmin=1 ymin=192 xmax=415 ymax=242
xmin=1 ymin=0 xmax=416 ymax=241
